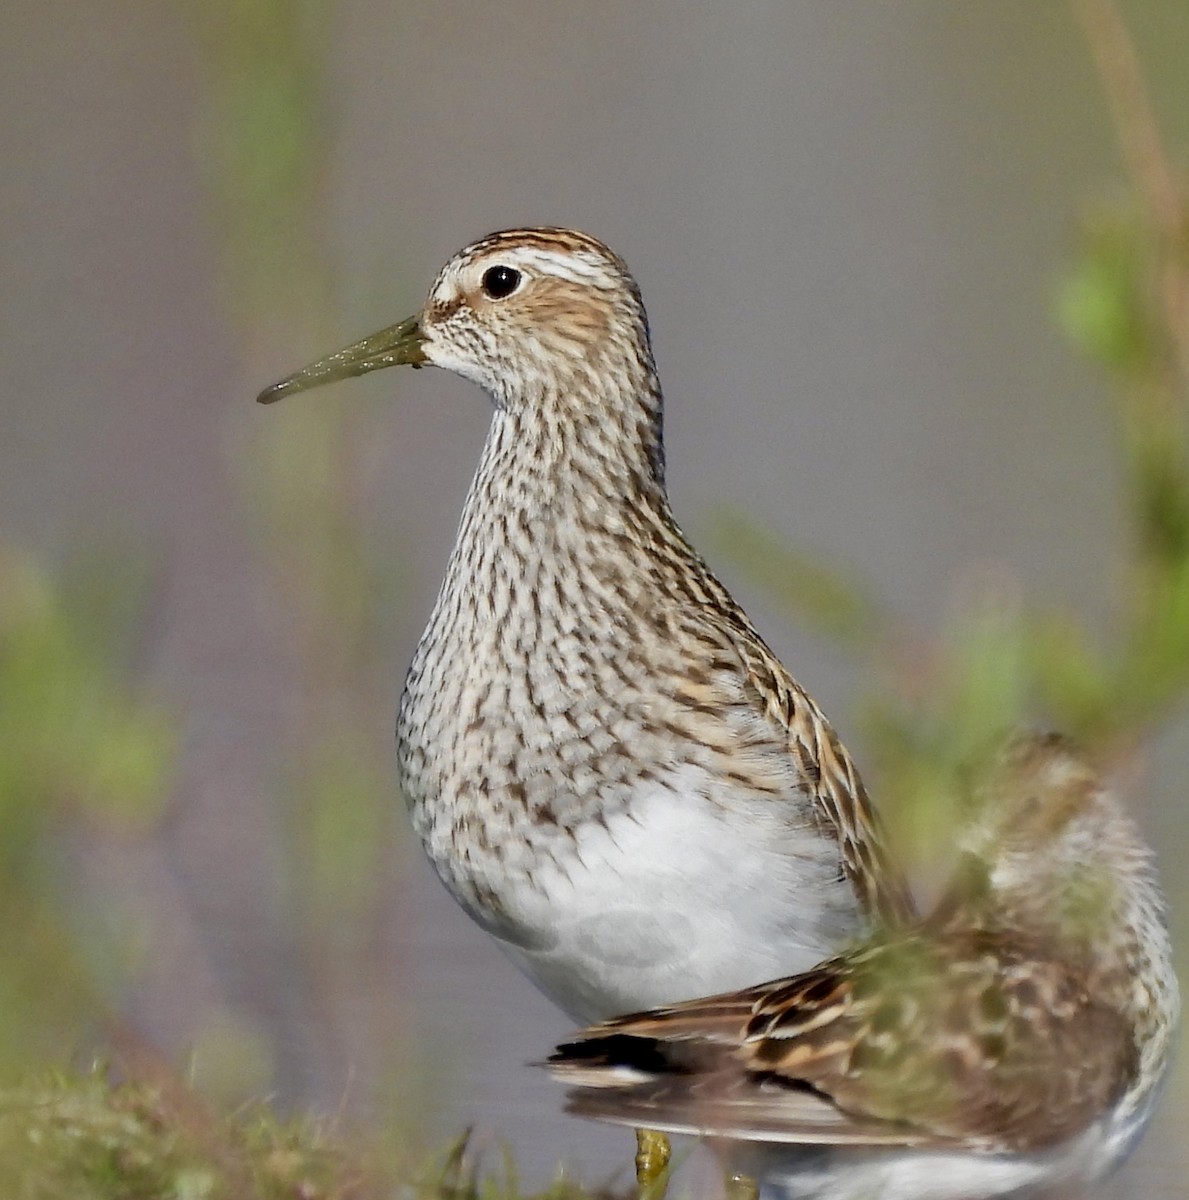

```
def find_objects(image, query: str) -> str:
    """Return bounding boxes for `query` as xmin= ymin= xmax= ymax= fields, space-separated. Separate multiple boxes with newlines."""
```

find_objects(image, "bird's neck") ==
xmin=471 ymin=373 xmax=669 ymax=529
xmin=435 ymin=378 xmax=702 ymax=620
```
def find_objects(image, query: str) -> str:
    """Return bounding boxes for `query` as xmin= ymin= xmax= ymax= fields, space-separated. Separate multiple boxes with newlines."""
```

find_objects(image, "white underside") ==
xmin=476 ymin=769 xmax=862 ymax=1023
xmin=733 ymin=1113 xmax=1142 ymax=1200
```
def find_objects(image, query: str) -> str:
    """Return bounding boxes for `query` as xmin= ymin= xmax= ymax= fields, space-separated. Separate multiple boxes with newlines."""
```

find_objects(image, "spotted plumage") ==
xmin=548 ymin=735 xmax=1179 ymax=1199
xmin=259 ymin=227 xmax=911 ymax=1025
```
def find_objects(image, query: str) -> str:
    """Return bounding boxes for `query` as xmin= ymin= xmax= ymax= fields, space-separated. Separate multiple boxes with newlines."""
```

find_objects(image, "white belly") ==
xmin=479 ymin=771 xmax=863 ymax=1023
xmin=747 ymin=1114 xmax=1135 ymax=1200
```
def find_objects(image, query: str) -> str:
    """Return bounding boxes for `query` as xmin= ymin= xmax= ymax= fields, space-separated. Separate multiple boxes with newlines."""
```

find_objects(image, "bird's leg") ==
xmin=635 ymin=1127 xmax=672 ymax=1198
xmin=724 ymin=1171 xmax=759 ymax=1200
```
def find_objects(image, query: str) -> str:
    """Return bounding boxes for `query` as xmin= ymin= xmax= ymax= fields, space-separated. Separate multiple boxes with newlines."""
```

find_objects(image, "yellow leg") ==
xmin=724 ymin=1171 xmax=759 ymax=1200
xmin=635 ymin=1127 xmax=672 ymax=1198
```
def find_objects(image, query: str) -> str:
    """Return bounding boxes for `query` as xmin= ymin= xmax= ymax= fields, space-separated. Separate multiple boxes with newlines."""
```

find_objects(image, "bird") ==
xmin=259 ymin=226 xmax=911 ymax=1015
xmin=258 ymin=227 xmax=913 ymax=1183
xmin=547 ymin=733 xmax=1180 ymax=1200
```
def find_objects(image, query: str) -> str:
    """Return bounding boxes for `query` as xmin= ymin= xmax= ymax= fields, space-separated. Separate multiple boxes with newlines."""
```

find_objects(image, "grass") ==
xmin=0 ymin=1066 xmax=625 ymax=1200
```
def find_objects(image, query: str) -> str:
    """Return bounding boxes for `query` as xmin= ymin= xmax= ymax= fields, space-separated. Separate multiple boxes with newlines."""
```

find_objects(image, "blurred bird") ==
xmin=548 ymin=734 xmax=1179 ymax=1200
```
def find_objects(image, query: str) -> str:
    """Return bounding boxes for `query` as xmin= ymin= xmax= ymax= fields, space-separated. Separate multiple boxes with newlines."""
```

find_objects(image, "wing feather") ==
xmin=676 ymin=605 xmax=915 ymax=926
xmin=549 ymin=930 xmax=1134 ymax=1151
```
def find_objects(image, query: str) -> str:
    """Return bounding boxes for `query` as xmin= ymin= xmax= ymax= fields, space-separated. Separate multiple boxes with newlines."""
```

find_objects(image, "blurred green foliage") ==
xmin=186 ymin=0 xmax=423 ymax=1129
xmin=0 ymin=1065 xmax=626 ymax=1200
xmin=709 ymin=514 xmax=885 ymax=654
xmin=1 ymin=0 xmax=425 ymax=1140
xmin=0 ymin=549 xmax=174 ymax=1070
xmin=721 ymin=8 xmax=1189 ymax=883
xmin=187 ymin=0 xmax=333 ymax=331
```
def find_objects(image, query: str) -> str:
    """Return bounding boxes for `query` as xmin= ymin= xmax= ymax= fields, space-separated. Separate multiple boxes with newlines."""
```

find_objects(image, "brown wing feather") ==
xmin=681 ymin=605 xmax=915 ymax=926
xmin=745 ymin=932 xmax=1135 ymax=1148
xmin=551 ymin=930 xmax=1135 ymax=1151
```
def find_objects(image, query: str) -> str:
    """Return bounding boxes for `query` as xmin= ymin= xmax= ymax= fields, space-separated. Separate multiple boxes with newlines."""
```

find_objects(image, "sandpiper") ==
xmin=260 ymin=228 xmax=910 ymax=1026
xmin=548 ymin=734 xmax=1179 ymax=1200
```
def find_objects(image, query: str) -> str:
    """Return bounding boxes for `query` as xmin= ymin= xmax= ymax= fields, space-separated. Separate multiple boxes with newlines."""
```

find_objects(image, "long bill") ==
xmin=256 ymin=314 xmax=428 ymax=404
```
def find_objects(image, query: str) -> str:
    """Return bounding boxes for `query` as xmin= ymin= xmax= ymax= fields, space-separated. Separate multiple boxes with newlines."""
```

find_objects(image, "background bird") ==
xmin=548 ymin=733 xmax=1179 ymax=1200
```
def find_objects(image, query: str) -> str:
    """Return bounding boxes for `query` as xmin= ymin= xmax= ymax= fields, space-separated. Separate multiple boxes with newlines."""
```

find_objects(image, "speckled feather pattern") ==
xmin=387 ymin=229 xmax=911 ymax=1021
xmin=549 ymin=735 xmax=1179 ymax=1198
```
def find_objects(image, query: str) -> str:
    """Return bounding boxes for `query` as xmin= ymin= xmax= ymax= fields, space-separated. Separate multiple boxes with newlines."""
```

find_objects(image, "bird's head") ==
xmin=951 ymin=734 xmax=1155 ymax=955
xmin=258 ymin=228 xmax=656 ymax=419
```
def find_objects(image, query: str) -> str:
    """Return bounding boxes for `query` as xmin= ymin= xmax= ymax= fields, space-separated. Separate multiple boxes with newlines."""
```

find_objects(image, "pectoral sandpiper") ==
xmin=260 ymin=227 xmax=909 ymax=1013
xmin=259 ymin=228 xmax=912 ymax=1181
xmin=549 ymin=734 xmax=1179 ymax=1200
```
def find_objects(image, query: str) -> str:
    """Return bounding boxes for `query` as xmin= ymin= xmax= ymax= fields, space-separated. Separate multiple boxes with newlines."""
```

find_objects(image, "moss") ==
xmin=0 ymin=1067 xmax=622 ymax=1200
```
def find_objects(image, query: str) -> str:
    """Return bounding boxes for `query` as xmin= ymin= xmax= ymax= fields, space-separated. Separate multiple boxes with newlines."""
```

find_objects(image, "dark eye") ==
xmin=481 ymin=265 xmax=522 ymax=299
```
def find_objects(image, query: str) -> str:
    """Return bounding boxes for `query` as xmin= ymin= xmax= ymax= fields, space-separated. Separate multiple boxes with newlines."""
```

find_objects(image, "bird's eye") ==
xmin=481 ymin=265 xmax=522 ymax=299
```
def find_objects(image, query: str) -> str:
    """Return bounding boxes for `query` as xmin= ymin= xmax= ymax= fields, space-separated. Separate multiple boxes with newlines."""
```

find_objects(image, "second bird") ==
xmin=259 ymin=227 xmax=912 ymax=1024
